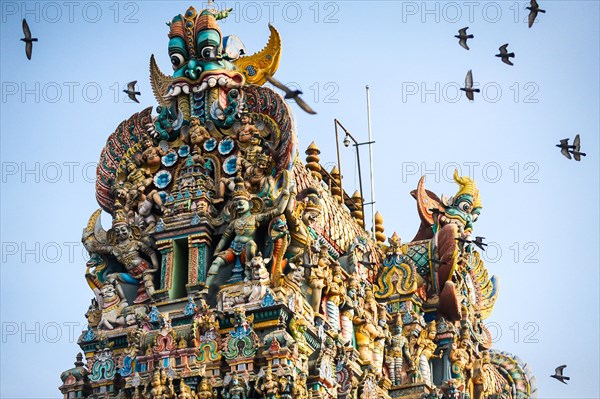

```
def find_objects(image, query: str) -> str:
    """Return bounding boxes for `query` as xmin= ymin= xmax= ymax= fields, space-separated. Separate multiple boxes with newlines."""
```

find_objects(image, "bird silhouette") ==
xmin=20 ymin=19 xmax=38 ymax=60
xmin=460 ymin=70 xmax=480 ymax=101
xmin=473 ymin=236 xmax=487 ymax=251
xmin=123 ymin=81 xmax=141 ymax=103
xmin=455 ymin=237 xmax=472 ymax=245
xmin=496 ymin=44 xmax=515 ymax=66
xmin=570 ymin=134 xmax=587 ymax=161
xmin=527 ymin=0 xmax=546 ymax=28
xmin=265 ymin=75 xmax=316 ymax=115
xmin=556 ymin=138 xmax=574 ymax=159
xmin=550 ymin=365 xmax=569 ymax=384
xmin=455 ymin=27 xmax=474 ymax=50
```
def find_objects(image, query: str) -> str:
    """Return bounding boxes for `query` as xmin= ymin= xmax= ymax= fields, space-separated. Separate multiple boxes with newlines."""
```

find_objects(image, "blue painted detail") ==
xmin=178 ymin=145 xmax=190 ymax=157
xmin=82 ymin=326 xmax=95 ymax=342
xmin=223 ymin=155 xmax=238 ymax=175
xmin=218 ymin=138 xmax=235 ymax=155
xmin=184 ymin=296 xmax=197 ymax=316
xmin=261 ymin=289 xmax=276 ymax=307
xmin=246 ymin=65 xmax=256 ymax=76
xmin=156 ymin=219 xmax=165 ymax=232
xmin=148 ymin=306 xmax=160 ymax=323
xmin=117 ymin=356 xmax=134 ymax=377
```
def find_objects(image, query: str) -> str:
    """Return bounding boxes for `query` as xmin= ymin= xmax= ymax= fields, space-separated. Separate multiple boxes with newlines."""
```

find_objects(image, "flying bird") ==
xmin=550 ymin=365 xmax=569 ymax=384
xmin=556 ymin=138 xmax=574 ymax=159
xmin=123 ymin=81 xmax=141 ymax=103
xmin=460 ymin=70 xmax=480 ymax=101
xmin=455 ymin=237 xmax=472 ymax=245
xmin=496 ymin=44 xmax=515 ymax=66
xmin=455 ymin=27 xmax=474 ymax=50
xmin=20 ymin=19 xmax=38 ymax=60
xmin=527 ymin=0 xmax=546 ymax=28
xmin=473 ymin=236 xmax=487 ymax=251
xmin=265 ymin=75 xmax=317 ymax=115
xmin=570 ymin=134 xmax=587 ymax=161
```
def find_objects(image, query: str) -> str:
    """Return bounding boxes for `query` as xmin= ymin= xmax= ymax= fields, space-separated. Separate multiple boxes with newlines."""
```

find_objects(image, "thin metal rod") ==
xmin=334 ymin=119 xmax=343 ymax=196
xmin=366 ymin=85 xmax=376 ymax=237
xmin=353 ymin=143 xmax=365 ymax=219
xmin=334 ymin=118 xmax=367 ymax=227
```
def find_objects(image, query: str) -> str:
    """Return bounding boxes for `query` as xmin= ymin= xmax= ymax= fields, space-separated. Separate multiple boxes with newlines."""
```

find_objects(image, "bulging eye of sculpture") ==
xmin=457 ymin=201 xmax=472 ymax=213
xmin=472 ymin=213 xmax=479 ymax=222
xmin=170 ymin=53 xmax=185 ymax=69
xmin=201 ymin=46 xmax=216 ymax=60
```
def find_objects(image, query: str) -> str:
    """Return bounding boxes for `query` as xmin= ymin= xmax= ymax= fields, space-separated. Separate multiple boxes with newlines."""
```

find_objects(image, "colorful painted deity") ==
xmin=255 ymin=367 xmax=279 ymax=399
xmin=205 ymin=178 xmax=290 ymax=288
xmin=414 ymin=321 xmax=439 ymax=386
xmin=83 ymin=210 xmax=158 ymax=305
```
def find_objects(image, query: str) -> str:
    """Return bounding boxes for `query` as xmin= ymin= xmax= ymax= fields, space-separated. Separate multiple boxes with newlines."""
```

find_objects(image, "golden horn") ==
xmin=149 ymin=54 xmax=173 ymax=106
xmin=233 ymin=24 xmax=282 ymax=86
xmin=453 ymin=169 xmax=477 ymax=199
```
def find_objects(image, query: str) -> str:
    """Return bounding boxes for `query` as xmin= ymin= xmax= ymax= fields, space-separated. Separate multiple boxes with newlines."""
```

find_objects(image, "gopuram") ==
xmin=59 ymin=5 xmax=537 ymax=399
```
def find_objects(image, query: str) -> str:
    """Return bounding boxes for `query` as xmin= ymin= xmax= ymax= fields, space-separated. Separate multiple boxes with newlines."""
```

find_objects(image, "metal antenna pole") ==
xmin=366 ymin=85 xmax=376 ymax=238
xmin=334 ymin=119 xmax=343 ymax=196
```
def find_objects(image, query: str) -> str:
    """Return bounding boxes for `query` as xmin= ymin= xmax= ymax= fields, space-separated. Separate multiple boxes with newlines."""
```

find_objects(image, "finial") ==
xmin=305 ymin=142 xmax=322 ymax=181
xmin=374 ymin=211 xmax=385 ymax=244
xmin=329 ymin=165 xmax=342 ymax=203
xmin=350 ymin=191 xmax=364 ymax=228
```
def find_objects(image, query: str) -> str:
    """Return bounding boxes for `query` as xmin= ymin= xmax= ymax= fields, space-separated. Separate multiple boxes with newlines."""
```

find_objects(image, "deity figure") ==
xmin=385 ymin=315 xmax=412 ymax=386
xmin=188 ymin=118 xmax=211 ymax=154
xmin=223 ymin=374 xmax=249 ymax=399
xmin=240 ymin=152 xmax=274 ymax=196
xmin=414 ymin=321 xmax=439 ymax=385
xmin=141 ymin=137 xmax=164 ymax=171
xmin=83 ymin=211 xmax=159 ymax=305
xmin=124 ymin=161 xmax=154 ymax=205
xmin=279 ymin=375 xmax=293 ymax=399
xmin=179 ymin=380 xmax=197 ymax=399
xmin=235 ymin=113 xmax=264 ymax=165
xmin=205 ymin=176 xmax=290 ymax=288
xmin=449 ymin=335 xmax=471 ymax=382
xmin=291 ymin=373 xmax=308 ymax=399
xmin=307 ymin=243 xmax=330 ymax=313
xmin=256 ymin=367 xmax=279 ymax=399
xmin=324 ymin=263 xmax=346 ymax=331
xmin=471 ymin=350 xmax=506 ymax=399
xmin=149 ymin=368 xmax=169 ymax=399
xmin=265 ymin=215 xmax=290 ymax=287
xmin=353 ymin=288 xmax=385 ymax=363
xmin=372 ymin=303 xmax=390 ymax=376
xmin=133 ymin=189 xmax=164 ymax=234
xmin=340 ymin=273 xmax=359 ymax=344
xmin=196 ymin=377 xmax=214 ymax=399
xmin=284 ymin=188 xmax=322 ymax=260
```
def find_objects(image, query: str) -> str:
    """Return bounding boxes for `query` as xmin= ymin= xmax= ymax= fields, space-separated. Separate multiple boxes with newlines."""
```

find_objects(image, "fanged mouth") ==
xmin=162 ymin=72 xmax=244 ymax=120
xmin=439 ymin=215 xmax=471 ymax=237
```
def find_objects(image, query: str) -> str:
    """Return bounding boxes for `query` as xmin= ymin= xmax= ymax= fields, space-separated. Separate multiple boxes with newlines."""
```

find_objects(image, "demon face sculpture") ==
xmin=413 ymin=169 xmax=482 ymax=241
xmin=150 ymin=6 xmax=282 ymax=135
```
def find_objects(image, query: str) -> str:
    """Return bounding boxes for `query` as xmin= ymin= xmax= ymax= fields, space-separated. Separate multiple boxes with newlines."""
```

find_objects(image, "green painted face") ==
xmin=168 ymin=11 xmax=234 ymax=80
xmin=443 ymin=194 xmax=480 ymax=233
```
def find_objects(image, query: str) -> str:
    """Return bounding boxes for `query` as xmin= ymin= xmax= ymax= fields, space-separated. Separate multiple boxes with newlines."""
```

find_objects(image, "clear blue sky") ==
xmin=1 ymin=1 xmax=598 ymax=397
